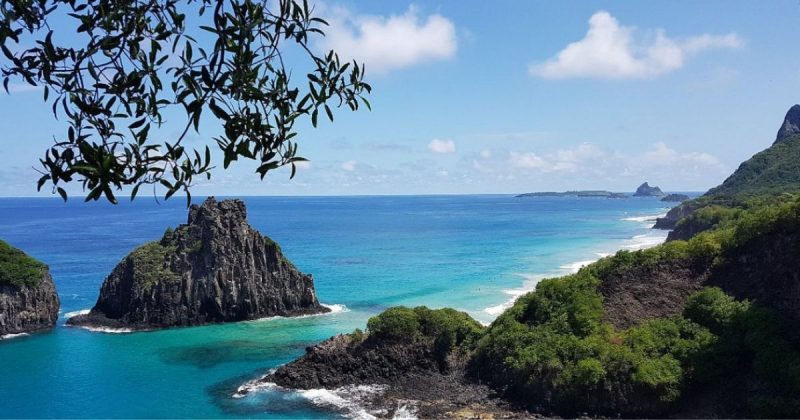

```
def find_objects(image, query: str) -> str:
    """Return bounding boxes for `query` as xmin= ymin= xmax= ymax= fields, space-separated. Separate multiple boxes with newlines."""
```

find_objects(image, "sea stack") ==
xmin=0 ymin=241 xmax=60 ymax=337
xmin=633 ymin=182 xmax=665 ymax=197
xmin=68 ymin=197 xmax=328 ymax=330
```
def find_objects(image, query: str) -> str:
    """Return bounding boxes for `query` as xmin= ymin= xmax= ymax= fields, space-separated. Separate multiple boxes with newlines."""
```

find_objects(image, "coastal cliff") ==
xmin=261 ymin=106 xmax=800 ymax=418
xmin=0 ymin=241 xmax=59 ymax=337
xmin=68 ymin=197 xmax=327 ymax=330
xmin=655 ymin=105 xmax=800 ymax=234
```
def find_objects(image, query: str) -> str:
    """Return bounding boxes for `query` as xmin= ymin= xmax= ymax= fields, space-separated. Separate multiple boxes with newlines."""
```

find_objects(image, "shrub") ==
xmin=683 ymin=287 xmax=748 ymax=334
xmin=367 ymin=306 xmax=420 ymax=341
xmin=128 ymin=241 xmax=180 ymax=288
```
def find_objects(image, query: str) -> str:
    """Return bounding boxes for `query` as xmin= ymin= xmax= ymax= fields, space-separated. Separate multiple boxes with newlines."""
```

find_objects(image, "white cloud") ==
xmin=428 ymin=138 xmax=456 ymax=154
xmin=636 ymin=142 xmax=724 ymax=170
xmin=530 ymin=11 xmax=742 ymax=79
xmin=341 ymin=160 xmax=357 ymax=171
xmin=294 ymin=161 xmax=312 ymax=170
xmin=320 ymin=5 xmax=457 ymax=74
xmin=509 ymin=151 xmax=549 ymax=169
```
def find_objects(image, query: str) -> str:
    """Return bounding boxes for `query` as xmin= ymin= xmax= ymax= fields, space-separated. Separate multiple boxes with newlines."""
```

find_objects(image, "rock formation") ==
xmin=776 ymin=104 xmax=800 ymax=143
xmin=253 ymin=308 xmax=526 ymax=418
xmin=68 ymin=197 xmax=328 ymax=330
xmin=660 ymin=193 xmax=690 ymax=202
xmin=632 ymin=182 xmax=664 ymax=197
xmin=0 ymin=241 xmax=59 ymax=337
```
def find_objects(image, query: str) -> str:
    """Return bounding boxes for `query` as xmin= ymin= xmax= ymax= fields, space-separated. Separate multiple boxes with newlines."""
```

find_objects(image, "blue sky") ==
xmin=1 ymin=1 xmax=800 ymax=197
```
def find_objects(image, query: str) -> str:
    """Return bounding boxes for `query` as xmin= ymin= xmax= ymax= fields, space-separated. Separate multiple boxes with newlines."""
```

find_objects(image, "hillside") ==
xmin=655 ymin=105 xmax=800 ymax=239
xmin=263 ymin=105 xmax=800 ymax=418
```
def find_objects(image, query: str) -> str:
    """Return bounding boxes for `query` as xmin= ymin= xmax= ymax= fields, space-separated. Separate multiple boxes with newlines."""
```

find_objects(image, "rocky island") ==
xmin=68 ymin=197 xmax=328 ymax=331
xmin=632 ymin=182 xmax=665 ymax=197
xmin=0 ymin=241 xmax=59 ymax=338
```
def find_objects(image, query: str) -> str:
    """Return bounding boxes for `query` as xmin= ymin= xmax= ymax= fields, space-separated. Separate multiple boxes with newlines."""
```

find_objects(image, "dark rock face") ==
xmin=776 ymin=104 xmax=800 ymax=144
xmin=598 ymin=260 xmax=708 ymax=329
xmin=708 ymin=224 xmax=800 ymax=325
xmin=262 ymin=334 xmax=528 ymax=418
xmin=660 ymin=193 xmax=690 ymax=202
xmin=0 ymin=273 xmax=59 ymax=336
xmin=653 ymin=201 xmax=700 ymax=230
xmin=68 ymin=197 xmax=327 ymax=330
xmin=633 ymin=182 xmax=665 ymax=197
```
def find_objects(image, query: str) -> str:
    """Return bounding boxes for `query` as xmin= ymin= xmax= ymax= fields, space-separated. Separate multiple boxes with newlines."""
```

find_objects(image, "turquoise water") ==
xmin=0 ymin=195 xmax=673 ymax=418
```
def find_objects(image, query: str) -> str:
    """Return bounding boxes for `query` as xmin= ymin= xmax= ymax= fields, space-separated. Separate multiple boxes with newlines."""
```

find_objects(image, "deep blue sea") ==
xmin=0 ymin=195 xmax=676 ymax=418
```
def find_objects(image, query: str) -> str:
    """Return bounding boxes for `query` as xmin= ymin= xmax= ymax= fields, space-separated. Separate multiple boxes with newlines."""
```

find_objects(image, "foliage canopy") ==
xmin=1 ymin=0 xmax=371 ymax=204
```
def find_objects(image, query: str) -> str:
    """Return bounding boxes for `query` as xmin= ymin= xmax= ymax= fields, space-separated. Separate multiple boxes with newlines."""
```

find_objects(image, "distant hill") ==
xmin=655 ymin=104 xmax=800 ymax=237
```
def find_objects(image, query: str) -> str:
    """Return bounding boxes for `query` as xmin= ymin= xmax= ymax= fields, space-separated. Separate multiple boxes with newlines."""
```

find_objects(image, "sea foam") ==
xmin=248 ymin=303 xmax=350 ymax=323
xmin=0 ymin=332 xmax=29 ymax=340
xmin=234 ymin=376 xmax=392 ymax=420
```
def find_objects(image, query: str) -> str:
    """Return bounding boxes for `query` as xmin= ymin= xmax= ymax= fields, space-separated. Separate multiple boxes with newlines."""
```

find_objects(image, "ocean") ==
xmin=0 ymin=195 xmax=675 ymax=418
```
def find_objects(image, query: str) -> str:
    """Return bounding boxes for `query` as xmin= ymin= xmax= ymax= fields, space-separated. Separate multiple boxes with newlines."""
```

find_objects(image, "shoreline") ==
xmin=481 ymin=211 xmax=668 ymax=319
xmin=236 ymin=211 xmax=672 ymax=418
xmin=62 ymin=303 xmax=350 ymax=334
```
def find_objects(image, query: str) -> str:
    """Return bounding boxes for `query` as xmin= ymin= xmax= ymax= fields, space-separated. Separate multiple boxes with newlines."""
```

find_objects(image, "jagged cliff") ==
xmin=68 ymin=197 xmax=327 ymax=330
xmin=0 ymin=241 xmax=59 ymax=337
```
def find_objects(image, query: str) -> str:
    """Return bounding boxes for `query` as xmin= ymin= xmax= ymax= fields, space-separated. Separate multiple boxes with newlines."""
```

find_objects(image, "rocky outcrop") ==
xmin=654 ymin=200 xmax=701 ymax=230
xmin=598 ymin=259 xmax=709 ymax=329
xmin=776 ymin=104 xmax=800 ymax=144
xmin=0 ymin=242 xmax=59 ymax=337
xmin=68 ymin=197 xmax=327 ymax=330
xmin=708 ymin=222 xmax=800 ymax=325
xmin=259 ymin=332 xmax=528 ymax=418
xmin=633 ymin=182 xmax=664 ymax=197
xmin=660 ymin=193 xmax=690 ymax=202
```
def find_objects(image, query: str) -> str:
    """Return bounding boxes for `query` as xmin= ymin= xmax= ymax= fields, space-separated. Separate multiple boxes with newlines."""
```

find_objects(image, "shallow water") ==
xmin=0 ymin=195 xmax=676 ymax=418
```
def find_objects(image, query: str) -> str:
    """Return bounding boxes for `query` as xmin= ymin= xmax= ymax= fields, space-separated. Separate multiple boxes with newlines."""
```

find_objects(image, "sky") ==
xmin=1 ymin=1 xmax=800 ymax=197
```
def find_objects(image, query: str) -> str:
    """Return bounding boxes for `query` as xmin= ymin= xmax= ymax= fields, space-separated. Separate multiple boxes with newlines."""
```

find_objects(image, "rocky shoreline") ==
xmin=244 ymin=333 xmax=534 ymax=419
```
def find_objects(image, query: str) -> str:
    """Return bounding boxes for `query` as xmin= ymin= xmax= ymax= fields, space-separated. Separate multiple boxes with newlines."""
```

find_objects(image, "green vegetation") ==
xmin=472 ymin=267 xmax=713 ymax=415
xmin=707 ymin=135 xmax=800 ymax=199
xmin=668 ymin=134 xmax=800 ymax=239
xmin=470 ymin=197 xmax=800 ymax=416
xmin=3 ymin=0 xmax=370 ymax=203
xmin=351 ymin=127 xmax=800 ymax=416
xmin=128 ymin=242 xmax=181 ymax=288
xmin=0 ymin=240 xmax=46 ymax=288
xmin=367 ymin=306 xmax=484 ymax=357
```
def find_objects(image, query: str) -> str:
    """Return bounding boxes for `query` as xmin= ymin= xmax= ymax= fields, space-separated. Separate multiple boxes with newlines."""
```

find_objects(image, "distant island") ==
xmin=632 ymin=182 xmax=665 ymax=197
xmin=516 ymin=190 xmax=628 ymax=198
